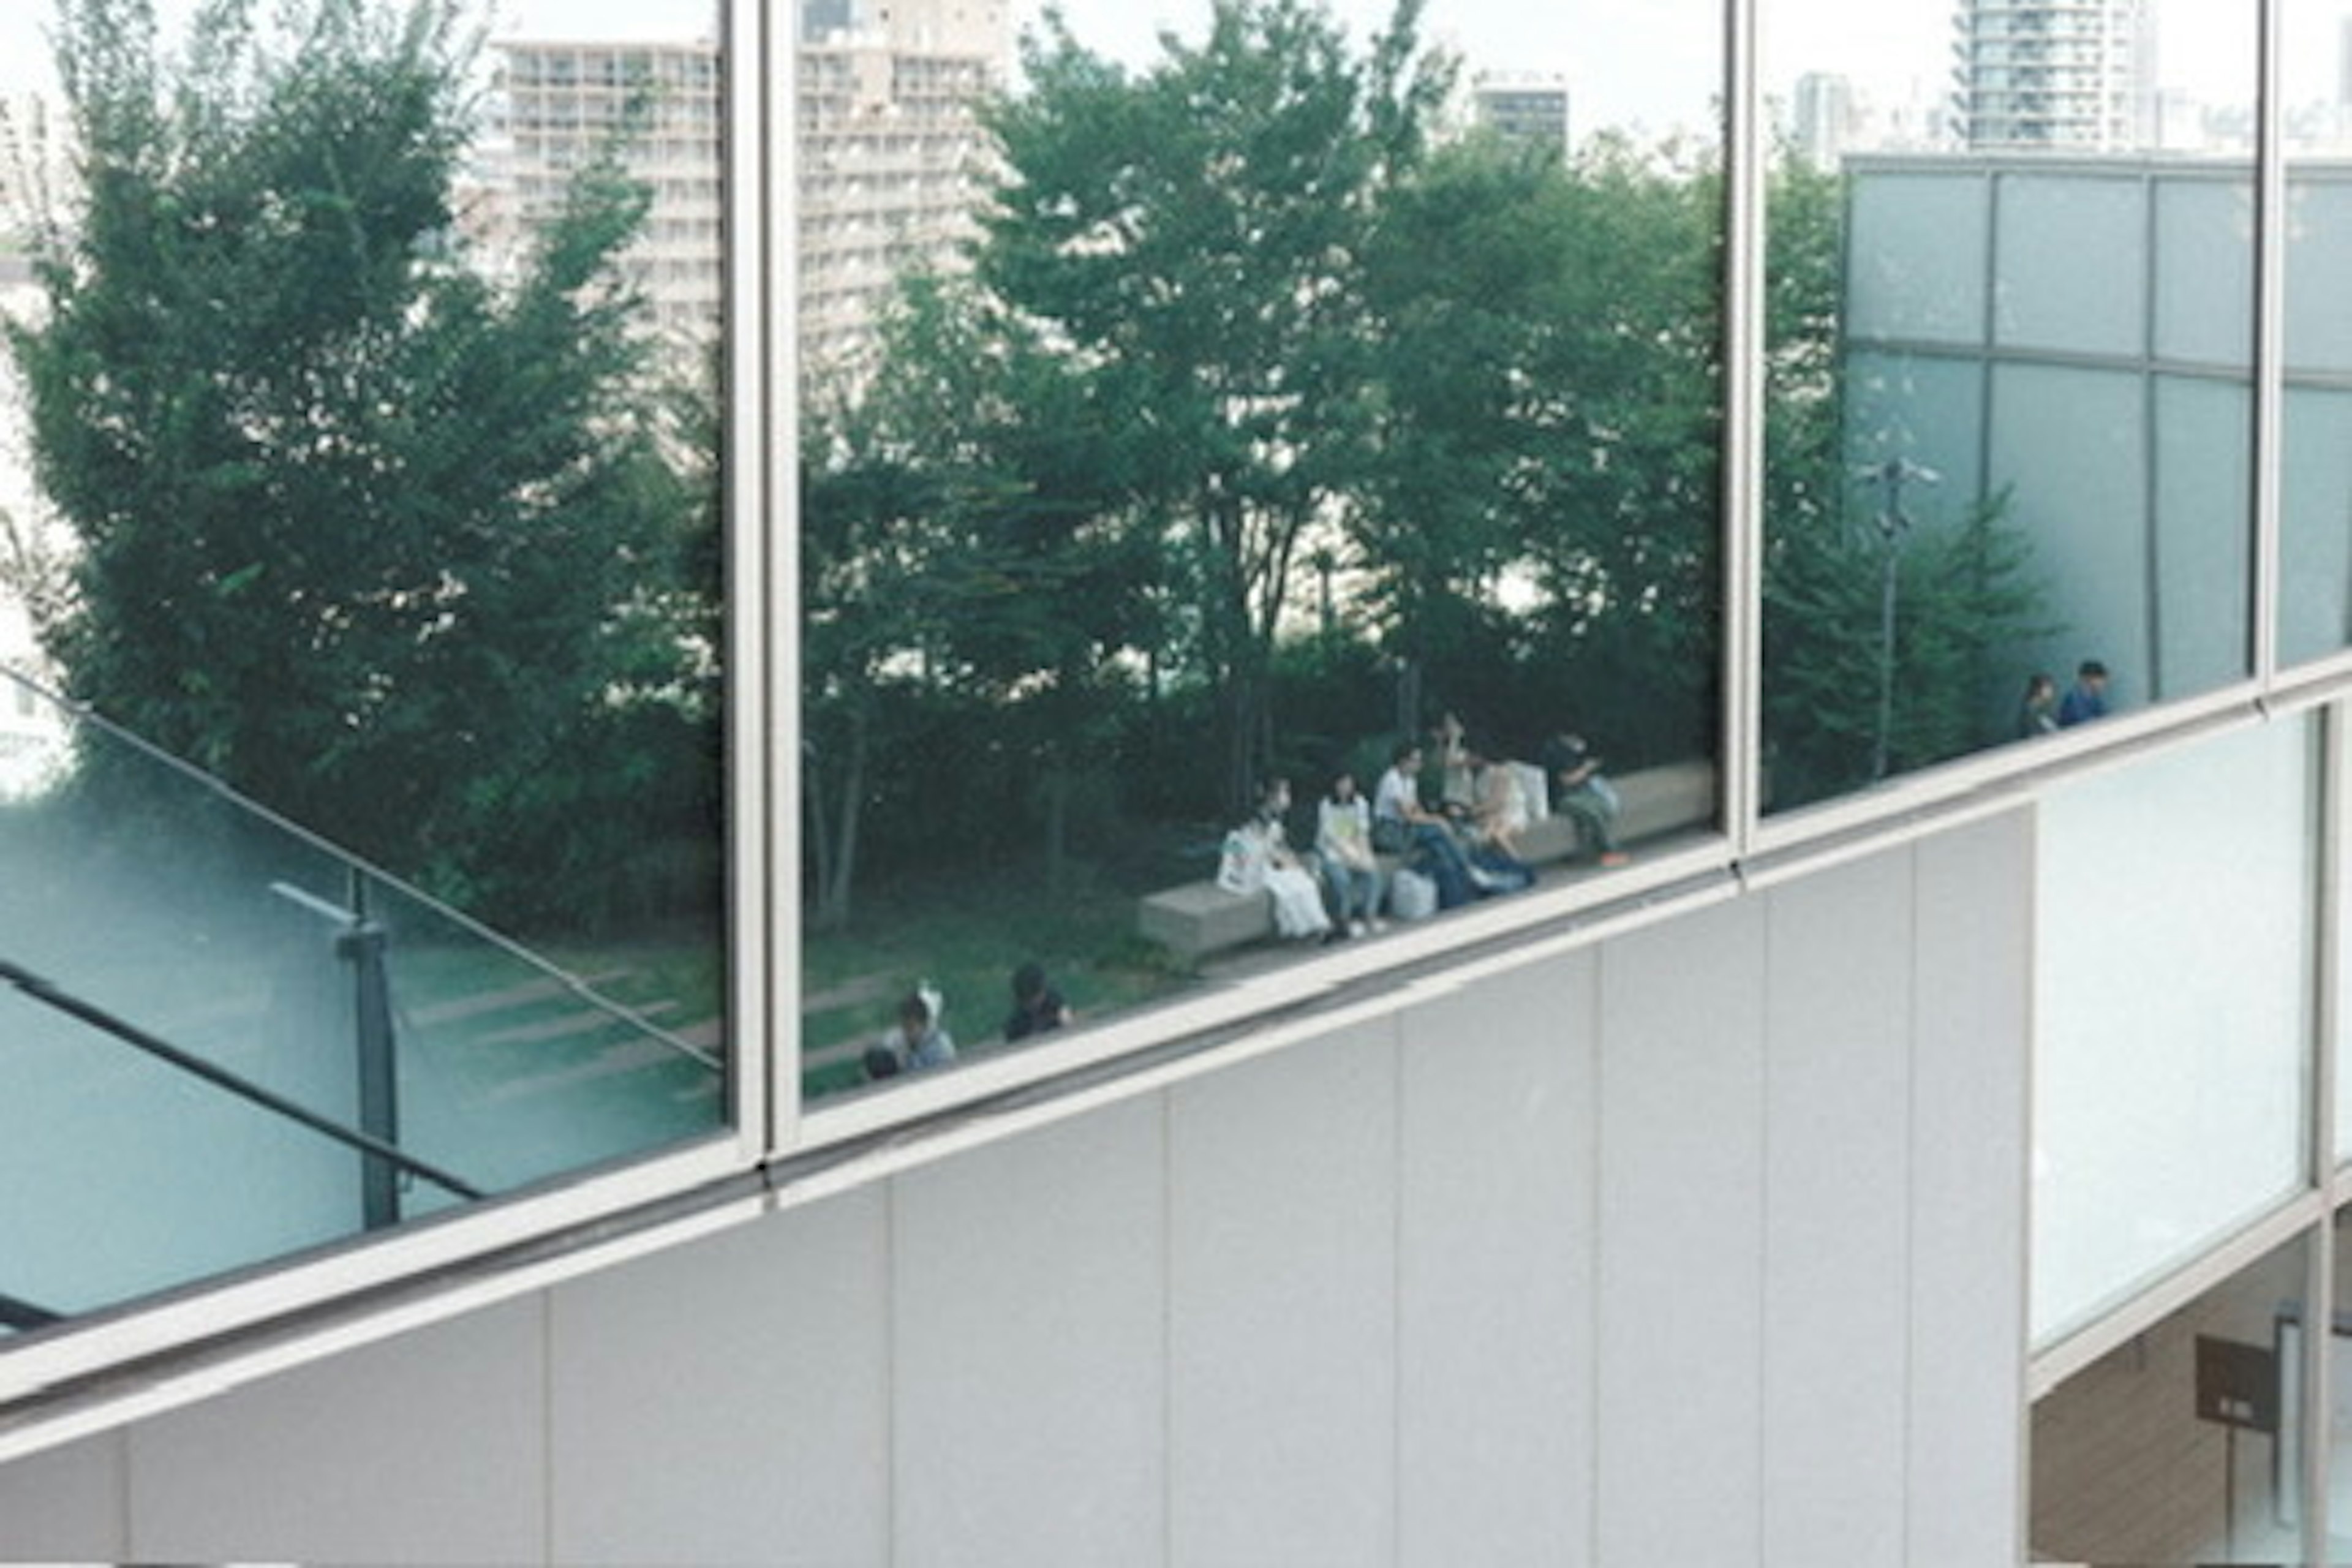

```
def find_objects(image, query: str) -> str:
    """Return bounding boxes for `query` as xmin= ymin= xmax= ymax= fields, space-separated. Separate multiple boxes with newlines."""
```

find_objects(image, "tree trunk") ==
xmin=818 ymin=706 xmax=869 ymax=930
xmin=804 ymin=734 xmax=835 ymax=919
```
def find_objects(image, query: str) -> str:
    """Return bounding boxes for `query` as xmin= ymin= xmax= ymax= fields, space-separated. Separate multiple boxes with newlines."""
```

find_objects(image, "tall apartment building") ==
xmin=491 ymin=5 xmax=1006 ymax=384
xmin=1951 ymin=0 xmax=2155 ymax=149
xmin=490 ymin=39 xmax=725 ymax=355
xmin=797 ymin=0 xmax=1010 ymax=381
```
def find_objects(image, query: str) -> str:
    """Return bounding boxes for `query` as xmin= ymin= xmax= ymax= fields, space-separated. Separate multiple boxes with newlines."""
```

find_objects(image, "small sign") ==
xmin=2195 ymin=1335 xmax=2279 ymax=1434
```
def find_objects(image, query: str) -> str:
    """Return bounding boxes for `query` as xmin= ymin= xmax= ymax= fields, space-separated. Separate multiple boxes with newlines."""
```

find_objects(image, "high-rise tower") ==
xmin=1951 ymin=0 xmax=2154 ymax=149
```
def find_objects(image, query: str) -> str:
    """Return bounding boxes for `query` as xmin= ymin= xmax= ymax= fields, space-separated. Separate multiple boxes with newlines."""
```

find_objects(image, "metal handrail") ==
xmin=0 ymin=957 xmax=484 ymax=1202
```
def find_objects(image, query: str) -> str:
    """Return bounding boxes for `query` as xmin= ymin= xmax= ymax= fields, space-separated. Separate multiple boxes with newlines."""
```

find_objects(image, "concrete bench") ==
xmin=1136 ymin=759 xmax=1721 ymax=961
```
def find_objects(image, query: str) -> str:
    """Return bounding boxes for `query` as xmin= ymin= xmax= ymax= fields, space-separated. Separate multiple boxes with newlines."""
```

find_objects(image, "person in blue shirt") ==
xmin=2057 ymin=660 xmax=2111 ymax=728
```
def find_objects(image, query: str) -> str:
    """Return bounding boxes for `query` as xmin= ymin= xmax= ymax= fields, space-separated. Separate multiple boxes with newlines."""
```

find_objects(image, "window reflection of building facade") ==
xmin=1471 ymin=74 xmax=1570 ymax=159
xmin=797 ymin=0 xmax=1009 ymax=382
xmin=492 ymin=40 xmax=726 ymax=353
xmin=1952 ymin=0 xmax=2156 ymax=151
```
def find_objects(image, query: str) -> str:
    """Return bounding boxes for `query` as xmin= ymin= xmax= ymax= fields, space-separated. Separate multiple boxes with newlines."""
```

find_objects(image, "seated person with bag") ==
xmin=1373 ymin=740 xmax=1479 ymax=909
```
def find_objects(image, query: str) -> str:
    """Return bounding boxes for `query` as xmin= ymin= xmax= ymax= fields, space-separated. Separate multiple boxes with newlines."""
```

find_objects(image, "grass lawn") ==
xmin=799 ymin=845 xmax=1209 ymax=1100
xmin=500 ymin=829 xmax=1217 ymax=1104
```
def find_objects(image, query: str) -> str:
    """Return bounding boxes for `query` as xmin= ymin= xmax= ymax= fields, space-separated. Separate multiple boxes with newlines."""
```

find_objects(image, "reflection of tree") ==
xmin=1359 ymin=131 xmax=1725 ymax=764
xmin=801 ymin=273 xmax=1152 ymax=929
xmin=797 ymin=0 xmax=2050 ymax=923
xmin=980 ymin=0 xmax=1450 ymax=815
xmin=7 ymin=0 xmax=712 ymax=930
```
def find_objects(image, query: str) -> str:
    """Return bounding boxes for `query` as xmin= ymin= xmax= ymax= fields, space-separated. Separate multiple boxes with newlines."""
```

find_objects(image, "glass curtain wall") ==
xmin=1762 ymin=0 xmax=2260 ymax=815
xmin=2280 ymin=0 xmax=2352 ymax=669
xmin=0 ymin=1 xmax=730 ymax=1332
xmin=795 ymin=0 xmax=1728 ymax=1103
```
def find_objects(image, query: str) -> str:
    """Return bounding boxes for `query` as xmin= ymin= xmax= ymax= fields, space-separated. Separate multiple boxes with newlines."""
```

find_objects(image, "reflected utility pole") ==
xmin=1859 ymin=458 xmax=1939 ymax=782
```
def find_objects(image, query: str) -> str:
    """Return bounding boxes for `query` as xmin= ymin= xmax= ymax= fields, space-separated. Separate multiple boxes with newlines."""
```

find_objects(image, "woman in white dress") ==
xmin=1217 ymin=777 xmax=1332 ymax=941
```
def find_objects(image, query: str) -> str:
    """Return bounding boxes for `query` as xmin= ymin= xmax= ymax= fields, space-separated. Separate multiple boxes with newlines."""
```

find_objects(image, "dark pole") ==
xmin=339 ymin=915 xmax=401 ymax=1231
xmin=1864 ymin=458 xmax=1939 ymax=783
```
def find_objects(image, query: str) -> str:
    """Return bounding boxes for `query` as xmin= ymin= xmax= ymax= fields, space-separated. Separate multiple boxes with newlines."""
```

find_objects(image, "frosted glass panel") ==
xmin=2286 ymin=178 xmax=2352 ymax=379
xmin=1843 ymin=352 xmax=1985 ymax=508
xmin=2283 ymin=388 xmax=2352 ymax=669
xmin=1989 ymin=363 xmax=2147 ymax=710
xmin=1848 ymin=175 xmax=1989 ymax=346
xmin=1995 ymin=177 xmax=2146 ymax=358
xmin=2151 ymin=375 xmax=2252 ymax=697
xmin=2034 ymin=720 xmax=2315 ymax=1344
xmin=2153 ymin=178 xmax=2255 ymax=369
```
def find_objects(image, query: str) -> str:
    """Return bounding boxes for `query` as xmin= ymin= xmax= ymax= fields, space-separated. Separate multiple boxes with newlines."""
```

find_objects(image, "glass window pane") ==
xmin=2154 ymin=176 xmax=2255 ymax=368
xmin=2283 ymin=389 xmax=2352 ymax=669
xmin=2152 ymin=375 xmax=2253 ymax=696
xmin=2034 ymin=719 xmax=2316 ymax=1344
xmin=1989 ymin=363 xmax=2147 ymax=710
xmin=0 ymin=0 xmax=730 ymax=1330
xmin=798 ymin=0 xmax=1726 ymax=1101
xmin=2031 ymin=1235 xmax=2311 ymax=1566
xmin=1766 ymin=0 xmax=2259 ymax=815
xmin=2285 ymin=176 xmax=2352 ymax=381
xmin=1846 ymin=175 xmax=1990 ymax=345
xmin=1994 ymin=175 xmax=2146 ymax=358
xmin=2282 ymin=3 xmax=2352 ymax=668
xmin=1 ymin=679 xmax=725 ymax=1323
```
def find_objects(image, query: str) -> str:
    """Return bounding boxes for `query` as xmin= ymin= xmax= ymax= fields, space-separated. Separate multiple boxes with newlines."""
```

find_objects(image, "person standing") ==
xmin=2016 ymin=673 xmax=2059 ymax=738
xmin=2058 ymin=660 xmax=2111 ymax=728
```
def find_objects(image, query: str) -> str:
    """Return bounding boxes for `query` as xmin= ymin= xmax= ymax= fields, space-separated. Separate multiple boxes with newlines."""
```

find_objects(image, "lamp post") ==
xmin=1859 ymin=457 xmax=1940 ymax=782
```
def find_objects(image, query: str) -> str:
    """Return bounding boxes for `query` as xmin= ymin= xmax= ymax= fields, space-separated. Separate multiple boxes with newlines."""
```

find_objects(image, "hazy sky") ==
xmin=1 ymin=0 xmax=2329 ymax=124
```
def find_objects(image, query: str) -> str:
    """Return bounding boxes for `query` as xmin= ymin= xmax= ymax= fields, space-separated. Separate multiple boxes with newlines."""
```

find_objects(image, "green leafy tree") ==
xmin=1359 ymin=131 xmax=1725 ymax=762
xmin=979 ymin=0 xmax=1450 ymax=812
xmin=7 ymin=0 xmax=704 ymax=927
xmin=801 ymin=271 xmax=1152 ymax=927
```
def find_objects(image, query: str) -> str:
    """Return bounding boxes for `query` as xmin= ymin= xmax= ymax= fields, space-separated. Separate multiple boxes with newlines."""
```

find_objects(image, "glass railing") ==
xmin=0 ymin=669 xmax=726 ymax=1327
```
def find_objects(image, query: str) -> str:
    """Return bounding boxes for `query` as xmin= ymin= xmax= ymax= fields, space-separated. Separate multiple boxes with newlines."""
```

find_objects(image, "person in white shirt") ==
xmin=1372 ymin=740 xmax=1477 ymax=908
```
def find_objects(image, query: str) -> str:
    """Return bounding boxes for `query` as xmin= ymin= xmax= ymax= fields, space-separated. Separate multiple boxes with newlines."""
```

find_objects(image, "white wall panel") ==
xmin=1910 ymin=813 xmax=2031 ymax=1568
xmin=127 ymin=1295 xmax=547 ymax=1564
xmin=1762 ymin=851 xmax=1915 ymax=1567
xmin=0 ymin=1429 xmax=125 ymax=1559
xmin=1596 ymin=897 xmax=1769 ymax=1567
xmin=547 ymin=1189 xmax=890 ymax=1568
xmin=1167 ymin=1022 xmax=1400 ymax=1568
xmin=1398 ymin=951 xmax=1598 ymax=1568
xmin=893 ymin=1096 xmax=1166 ymax=1568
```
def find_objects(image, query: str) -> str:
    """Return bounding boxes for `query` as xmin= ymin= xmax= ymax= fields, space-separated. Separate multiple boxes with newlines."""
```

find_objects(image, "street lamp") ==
xmin=1857 ymin=456 xmax=1940 ymax=782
